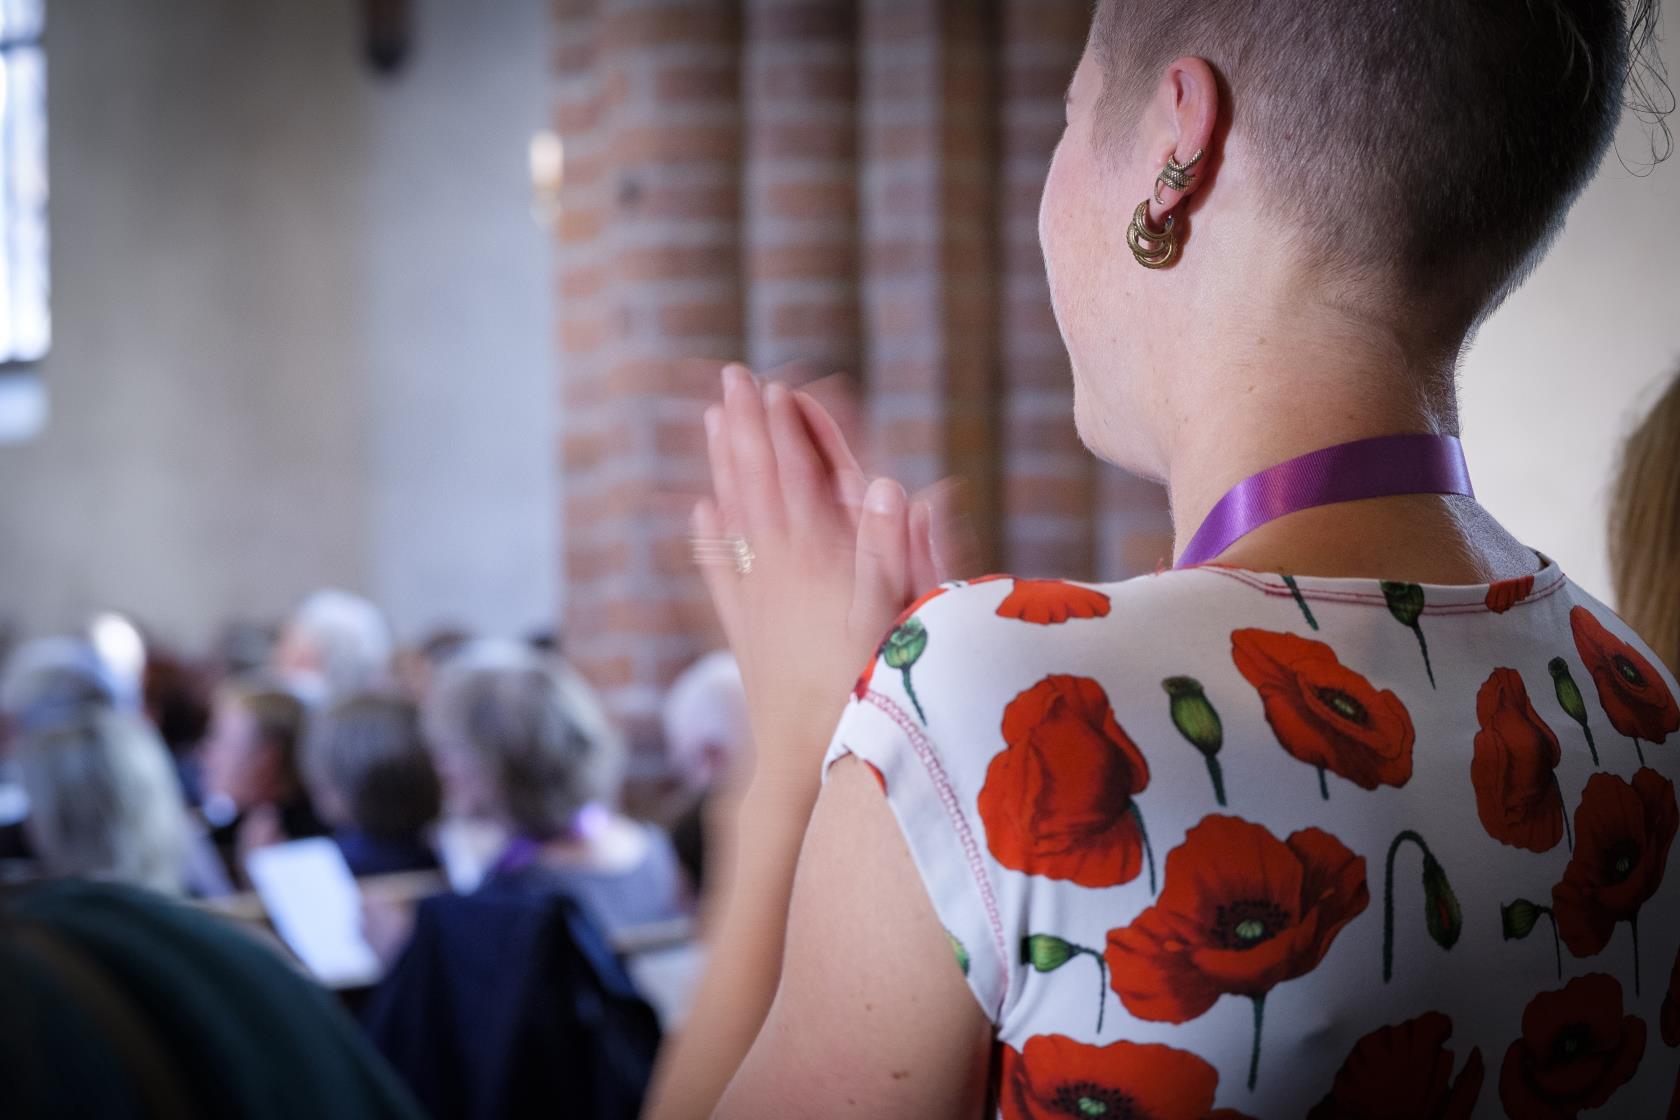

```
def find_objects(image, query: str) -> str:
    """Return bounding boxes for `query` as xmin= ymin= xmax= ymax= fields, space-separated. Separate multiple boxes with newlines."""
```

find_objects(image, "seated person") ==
xmin=0 ymin=877 xmax=422 ymax=1118
xmin=15 ymin=709 xmax=189 ymax=894
xmin=659 ymin=650 xmax=748 ymax=891
xmin=200 ymin=677 xmax=327 ymax=885
xmin=0 ymin=638 xmax=124 ymax=863
xmin=422 ymin=642 xmax=690 ymax=935
xmin=272 ymin=589 xmax=394 ymax=706
xmin=304 ymin=692 xmax=442 ymax=878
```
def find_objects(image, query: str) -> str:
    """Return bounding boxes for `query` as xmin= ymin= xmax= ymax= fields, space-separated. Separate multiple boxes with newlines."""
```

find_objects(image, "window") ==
xmin=0 ymin=0 xmax=46 ymax=366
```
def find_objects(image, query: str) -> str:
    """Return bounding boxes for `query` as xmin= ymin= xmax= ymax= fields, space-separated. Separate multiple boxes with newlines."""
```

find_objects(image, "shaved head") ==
xmin=1092 ymin=0 xmax=1661 ymax=325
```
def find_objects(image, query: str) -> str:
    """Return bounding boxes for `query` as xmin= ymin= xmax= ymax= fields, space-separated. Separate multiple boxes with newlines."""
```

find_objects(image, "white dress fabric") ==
xmin=824 ymin=562 xmax=1680 ymax=1118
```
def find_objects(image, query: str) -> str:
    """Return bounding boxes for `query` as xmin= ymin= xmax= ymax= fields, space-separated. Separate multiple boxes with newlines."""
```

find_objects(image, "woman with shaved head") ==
xmin=651 ymin=3 xmax=1677 ymax=1116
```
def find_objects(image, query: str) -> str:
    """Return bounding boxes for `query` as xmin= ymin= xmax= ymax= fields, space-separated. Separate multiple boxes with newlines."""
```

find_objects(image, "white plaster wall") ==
xmin=0 ymin=0 xmax=555 ymax=648
xmin=1460 ymin=7 xmax=1680 ymax=604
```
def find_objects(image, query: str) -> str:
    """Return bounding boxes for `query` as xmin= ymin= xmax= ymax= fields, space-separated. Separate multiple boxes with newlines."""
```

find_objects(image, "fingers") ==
xmin=795 ymin=390 xmax=869 ymax=523
xmin=850 ymin=477 xmax=911 ymax=638
xmin=909 ymin=499 xmax=939 ymax=595
xmin=764 ymin=381 xmax=838 ymax=533
xmin=692 ymin=497 xmax=743 ymax=646
xmin=704 ymin=404 xmax=742 ymax=536
xmin=916 ymin=477 xmax=982 ymax=582
xmin=722 ymin=363 xmax=785 ymax=537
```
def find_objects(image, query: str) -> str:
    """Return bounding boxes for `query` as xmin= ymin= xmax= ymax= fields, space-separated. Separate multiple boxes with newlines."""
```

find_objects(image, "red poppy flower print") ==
xmin=1498 ymin=973 xmax=1646 ymax=1119
xmin=1307 ymin=1012 xmax=1483 ymax=1119
xmin=978 ymin=676 xmax=1152 ymax=888
xmin=1485 ymin=575 xmax=1535 ymax=614
xmin=1552 ymin=769 xmax=1678 ymax=958
xmin=1471 ymin=668 xmax=1566 ymax=852
xmin=1106 ymin=815 xmax=1367 ymax=1089
xmin=994 ymin=580 xmax=1113 ymax=625
xmin=999 ymin=1035 xmax=1226 ymax=1120
xmin=1570 ymin=606 xmax=1680 ymax=744
xmin=1232 ymin=629 xmax=1415 ymax=793
xmin=1107 ymin=815 xmax=1368 ymax=1018
xmin=1664 ymin=943 xmax=1680 ymax=1047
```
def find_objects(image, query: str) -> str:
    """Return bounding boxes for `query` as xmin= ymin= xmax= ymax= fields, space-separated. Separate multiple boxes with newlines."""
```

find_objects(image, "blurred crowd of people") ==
xmin=0 ymin=590 xmax=749 ymax=1117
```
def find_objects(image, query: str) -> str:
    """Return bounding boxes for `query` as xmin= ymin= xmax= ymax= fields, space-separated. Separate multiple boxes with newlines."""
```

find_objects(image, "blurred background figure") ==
xmin=200 ymin=677 xmax=326 ymax=885
xmin=305 ymin=692 xmax=442 ymax=878
xmin=141 ymin=644 xmax=212 ymax=806
xmin=393 ymin=625 xmax=472 ymax=705
xmin=422 ymin=642 xmax=689 ymax=935
xmin=0 ymin=635 xmax=124 ymax=742
xmin=0 ymin=636 xmax=126 ymax=866
xmin=14 ymin=709 xmax=188 ymax=893
xmin=272 ymin=589 xmax=394 ymax=706
xmin=659 ymin=650 xmax=747 ymax=891
xmin=0 ymin=878 xmax=423 ymax=1119
xmin=1611 ymin=364 xmax=1680 ymax=677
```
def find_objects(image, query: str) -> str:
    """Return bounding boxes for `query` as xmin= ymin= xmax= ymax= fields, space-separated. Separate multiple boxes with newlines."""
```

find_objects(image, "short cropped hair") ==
xmin=1092 ymin=0 xmax=1666 ymax=324
xmin=423 ymin=643 xmax=626 ymax=836
xmin=305 ymin=693 xmax=441 ymax=839
xmin=18 ymin=711 xmax=189 ymax=894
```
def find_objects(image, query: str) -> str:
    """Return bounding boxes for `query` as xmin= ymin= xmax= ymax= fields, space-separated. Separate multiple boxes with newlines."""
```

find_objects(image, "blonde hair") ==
xmin=1609 ymin=369 xmax=1680 ymax=678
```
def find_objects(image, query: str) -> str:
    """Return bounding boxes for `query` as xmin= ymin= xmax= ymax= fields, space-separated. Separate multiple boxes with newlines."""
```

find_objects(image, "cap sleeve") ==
xmin=821 ymin=659 xmax=1010 ymax=1022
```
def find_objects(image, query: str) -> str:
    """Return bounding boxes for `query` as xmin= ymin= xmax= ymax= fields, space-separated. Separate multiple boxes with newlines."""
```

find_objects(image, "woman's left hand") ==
xmin=693 ymin=364 xmax=934 ymax=803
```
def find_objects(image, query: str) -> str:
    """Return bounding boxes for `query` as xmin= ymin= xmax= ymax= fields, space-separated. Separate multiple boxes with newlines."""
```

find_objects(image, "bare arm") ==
xmin=715 ymin=756 xmax=992 ymax=1117
xmin=642 ymin=367 xmax=952 ymax=1119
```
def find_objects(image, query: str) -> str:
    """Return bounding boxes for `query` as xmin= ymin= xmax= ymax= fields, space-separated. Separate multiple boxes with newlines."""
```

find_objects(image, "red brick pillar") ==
xmin=1099 ymin=465 xmax=1175 ymax=577
xmin=998 ymin=0 xmax=1096 ymax=578
xmin=859 ymin=0 xmax=1002 ymax=564
xmin=556 ymin=0 xmax=744 ymax=753
xmin=742 ymin=1 xmax=859 ymax=376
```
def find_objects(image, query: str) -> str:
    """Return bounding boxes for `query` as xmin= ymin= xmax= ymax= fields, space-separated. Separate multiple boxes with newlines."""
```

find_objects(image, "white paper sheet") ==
xmin=245 ymin=837 xmax=382 ymax=989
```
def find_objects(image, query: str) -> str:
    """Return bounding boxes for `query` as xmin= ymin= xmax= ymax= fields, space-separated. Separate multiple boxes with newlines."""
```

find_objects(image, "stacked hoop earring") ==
xmin=1129 ymin=148 xmax=1202 ymax=270
xmin=1127 ymin=201 xmax=1178 ymax=269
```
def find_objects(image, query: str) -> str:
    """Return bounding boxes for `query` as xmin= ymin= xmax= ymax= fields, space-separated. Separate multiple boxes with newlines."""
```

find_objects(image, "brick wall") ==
xmin=552 ymin=0 xmax=1170 ymax=760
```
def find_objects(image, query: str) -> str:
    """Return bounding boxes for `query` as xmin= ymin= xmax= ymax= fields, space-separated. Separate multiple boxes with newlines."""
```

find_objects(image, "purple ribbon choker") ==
xmin=1175 ymin=433 xmax=1474 ymax=568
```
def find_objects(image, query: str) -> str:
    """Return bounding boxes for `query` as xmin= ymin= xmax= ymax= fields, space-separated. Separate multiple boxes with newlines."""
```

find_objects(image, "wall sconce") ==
xmin=529 ymin=130 xmax=563 ymax=230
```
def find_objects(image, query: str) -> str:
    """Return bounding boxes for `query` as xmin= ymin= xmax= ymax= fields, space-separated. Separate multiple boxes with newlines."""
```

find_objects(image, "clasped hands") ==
xmin=691 ymin=364 xmax=967 ymax=803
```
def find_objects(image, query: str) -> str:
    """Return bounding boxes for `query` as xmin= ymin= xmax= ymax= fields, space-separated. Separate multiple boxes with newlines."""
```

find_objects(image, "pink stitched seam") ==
xmin=1202 ymin=565 xmax=1567 ymax=614
xmin=862 ymin=690 xmax=1010 ymax=1021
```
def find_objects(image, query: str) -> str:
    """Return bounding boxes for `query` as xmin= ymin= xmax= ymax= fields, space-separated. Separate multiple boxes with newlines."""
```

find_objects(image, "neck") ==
xmin=1165 ymin=342 xmax=1455 ymax=559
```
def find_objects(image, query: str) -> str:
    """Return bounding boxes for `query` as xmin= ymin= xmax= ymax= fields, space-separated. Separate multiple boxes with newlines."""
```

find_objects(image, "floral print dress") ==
xmin=823 ymin=562 xmax=1680 ymax=1118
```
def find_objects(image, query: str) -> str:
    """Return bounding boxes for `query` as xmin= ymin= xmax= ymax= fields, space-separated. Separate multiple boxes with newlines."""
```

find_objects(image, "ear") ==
xmin=1144 ymin=57 xmax=1219 ymax=226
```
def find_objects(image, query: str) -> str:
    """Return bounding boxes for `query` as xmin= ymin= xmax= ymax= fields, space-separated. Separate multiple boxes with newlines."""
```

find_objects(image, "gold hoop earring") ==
xmin=1127 ymin=200 xmax=1179 ymax=269
xmin=1153 ymin=148 xmax=1204 ymax=205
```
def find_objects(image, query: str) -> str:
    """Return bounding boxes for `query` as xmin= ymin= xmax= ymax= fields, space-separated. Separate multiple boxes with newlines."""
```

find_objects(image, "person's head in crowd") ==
xmin=393 ymin=625 xmax=472 ymax=703
xmin=1611 ymin=366 xmax=1680 ymax=676
xmin=212 ymin=618 xmax=279 ymax=681
xmin=304 ymin=692 xmax=442 ymax=876
xmin=273 ymin=589 xmax=393 ymax=705
xmin=0 ymin=637 xmax=123 ymax=751
xmin=142 ymin=648 xmax=211 ymax=755
xmin=0 ymin=879 xmax=423 ymax=1119
xmin=661 ymin=650 xmax=748 ymax=795
xmin=16 ymin=710 xmax=188 ymax=894
xmin=201 ymin=677 xmax=309 ymax=818
xmin=423 ymin=641 xmax=625 ymax=836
